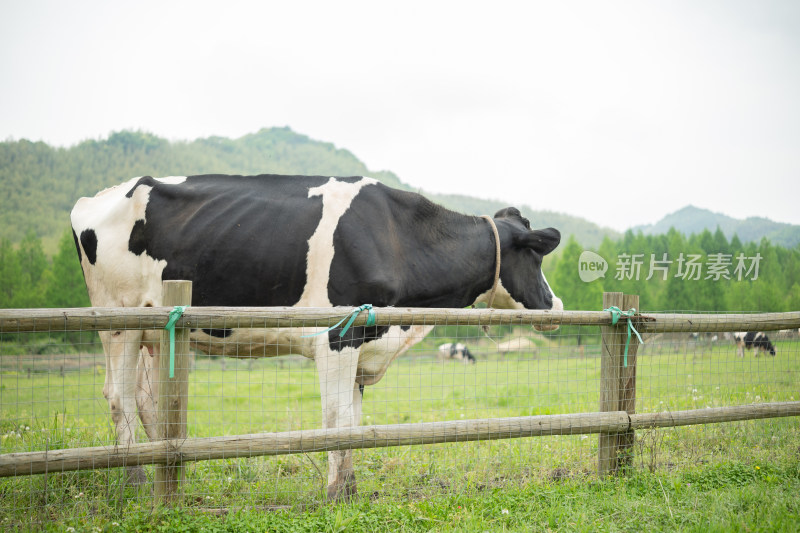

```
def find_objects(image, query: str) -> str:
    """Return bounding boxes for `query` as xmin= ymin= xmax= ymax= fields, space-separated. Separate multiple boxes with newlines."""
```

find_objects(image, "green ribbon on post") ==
xmin=164 ymin=305 xmax=189 ymax=378
xmin=604 ymin=306 xmax=643 ymax=368
xmin=301 ymin=304 xmax=377 ymax=338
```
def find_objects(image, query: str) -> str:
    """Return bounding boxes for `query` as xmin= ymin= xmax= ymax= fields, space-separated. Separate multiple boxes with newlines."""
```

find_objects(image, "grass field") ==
xmin=1 ymin=331 xmax=799 ymax=531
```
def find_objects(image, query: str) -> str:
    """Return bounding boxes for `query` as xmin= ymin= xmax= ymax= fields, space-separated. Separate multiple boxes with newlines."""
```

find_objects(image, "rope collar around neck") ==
xmin=480 ymin=215 xmax=501 ymax=308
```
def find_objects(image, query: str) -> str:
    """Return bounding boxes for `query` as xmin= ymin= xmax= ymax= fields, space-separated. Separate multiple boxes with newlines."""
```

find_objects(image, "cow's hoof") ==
xmin=126 ymin=466 xmax=148 ymax=486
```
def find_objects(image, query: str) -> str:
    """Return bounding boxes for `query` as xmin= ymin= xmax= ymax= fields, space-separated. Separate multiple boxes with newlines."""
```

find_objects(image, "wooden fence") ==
xmin=2 ymin=281 xmax=800 ymax=504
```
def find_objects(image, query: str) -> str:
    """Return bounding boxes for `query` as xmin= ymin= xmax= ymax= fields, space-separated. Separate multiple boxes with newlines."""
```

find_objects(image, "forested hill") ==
xmin=633 ymin=206 xmax=800 ymax=248
xmin=0 ymin=128 xmax=617 ymax=251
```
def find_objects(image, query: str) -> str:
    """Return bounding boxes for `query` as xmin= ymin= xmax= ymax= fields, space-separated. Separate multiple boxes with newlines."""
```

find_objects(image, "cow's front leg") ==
xmin=103 ymin=329 xmax=147 ymax=484
xmin=315 ymin=345 xmax=360 ymax=501
xmin=136 ymin=344 xmax=160 ymax=441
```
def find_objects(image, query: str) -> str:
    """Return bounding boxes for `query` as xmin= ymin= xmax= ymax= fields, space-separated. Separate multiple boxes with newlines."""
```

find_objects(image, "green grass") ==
xmin=4 ymin=464 xmax=799 ymax=532
xmin=1 ymin=335 xmax=799 ymax=530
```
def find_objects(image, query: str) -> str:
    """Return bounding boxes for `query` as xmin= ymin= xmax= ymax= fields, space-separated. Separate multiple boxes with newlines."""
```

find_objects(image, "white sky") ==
xmin=2 ymin=1 xmax=798 ymax=231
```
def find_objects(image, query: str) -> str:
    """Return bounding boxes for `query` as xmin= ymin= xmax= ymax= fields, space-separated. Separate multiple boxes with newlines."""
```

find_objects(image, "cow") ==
xmin=70 ymin=174 xmax=563 ymax=501
xmin=733 ymin=331 xmax=776 ymax=357
xmin=437 ymin=342 xmax=476 ymax=364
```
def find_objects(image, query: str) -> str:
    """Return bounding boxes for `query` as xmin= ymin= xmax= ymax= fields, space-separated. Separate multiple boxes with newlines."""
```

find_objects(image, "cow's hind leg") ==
xmin=315 ymin=345 xmax=360 ymax=501
xmin=104 ymin=329 xmax=147 ymax=484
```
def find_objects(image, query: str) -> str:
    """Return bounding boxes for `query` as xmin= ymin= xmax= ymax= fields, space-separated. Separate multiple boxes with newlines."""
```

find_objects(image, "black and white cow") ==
xmin=70 ymin=174 xmax=563 ymax=500
xmin=437 ymin=342 xmax=476 ymax=364
xmin=733 ymin=331 xmax=776 ymax=357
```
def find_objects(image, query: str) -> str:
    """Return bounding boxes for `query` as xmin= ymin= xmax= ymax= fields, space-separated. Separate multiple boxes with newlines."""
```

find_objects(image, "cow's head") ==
xmin=474 ymin=208 xmax=562 ymax=330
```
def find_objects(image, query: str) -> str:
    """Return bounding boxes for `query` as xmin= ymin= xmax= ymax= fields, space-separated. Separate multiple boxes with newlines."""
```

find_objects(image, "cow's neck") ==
xmin=397 ymin=213 xmax=499 ymax=308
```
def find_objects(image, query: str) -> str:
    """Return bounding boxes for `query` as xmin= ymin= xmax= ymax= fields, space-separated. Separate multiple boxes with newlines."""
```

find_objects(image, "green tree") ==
xmin=0 ymin=239 xmax=24 ymax=307
xmin=551 ymin=236 xmax=603 ymax=345
xmin=15 ymin=230 xmax=49 ymax=307
xmin=44 ymin=229 xmax=89 ymax=308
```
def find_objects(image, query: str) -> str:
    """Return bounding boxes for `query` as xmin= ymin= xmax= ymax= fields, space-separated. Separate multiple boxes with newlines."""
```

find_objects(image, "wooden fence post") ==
xmin=155 ymin=280 xmax=192 ymax=505
xmin=599 ymin=291 xmax=640 ymax=475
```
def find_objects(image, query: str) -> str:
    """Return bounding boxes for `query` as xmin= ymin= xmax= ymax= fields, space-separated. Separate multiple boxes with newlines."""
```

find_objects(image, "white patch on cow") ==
xmin=472 ymin=280 xmax=525 ymax=310
xmin=71 ymin=177 xmax=167 ymax=308
xmin=542 ymin=272 xmax=563 ymax=312
xmin=296 ymin=177 xmax=378 ymax=307
xmin=156 ymin=176 xmax=187 ymax=185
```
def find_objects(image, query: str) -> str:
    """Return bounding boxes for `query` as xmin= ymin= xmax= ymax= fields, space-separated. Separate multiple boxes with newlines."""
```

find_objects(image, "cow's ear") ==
xmin=515 ymin=227 xmax=561 ymax=255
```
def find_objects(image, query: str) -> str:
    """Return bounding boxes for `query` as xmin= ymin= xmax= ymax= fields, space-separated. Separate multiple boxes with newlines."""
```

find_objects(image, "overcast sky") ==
xmin=2 ymin=1 xmax=798 ymax=231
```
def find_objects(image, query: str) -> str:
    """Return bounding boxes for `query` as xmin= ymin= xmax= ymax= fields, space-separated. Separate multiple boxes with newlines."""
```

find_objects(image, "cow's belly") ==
xmin=142 ymin=324 xmax=433 ymax=385
xmin=142 ymin=328 xmax=317 ymax=359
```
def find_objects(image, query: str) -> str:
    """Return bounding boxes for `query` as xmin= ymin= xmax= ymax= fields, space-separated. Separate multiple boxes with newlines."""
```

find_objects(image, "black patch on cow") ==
xmin=202 ymin=328 xmax=233 ymax=338
xmin=400 ymin=325 xmax=410 ymax=332
xmin=328 ymin=325 xmax=391 ymax=352
xmin=128 ymin=219 xmax=147 ymax=256
xmin=328 ymin=184 xmax=493 ymax=310
xmin=72 ymin=230 xmax=83 ymax=264
xmin=130 ymin=174 xmax=331 ymax=308
xmin=80 ymin=229 xmax=98 ymax=265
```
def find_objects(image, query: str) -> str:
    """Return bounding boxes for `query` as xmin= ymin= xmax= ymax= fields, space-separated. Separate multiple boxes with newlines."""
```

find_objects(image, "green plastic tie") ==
xmin=301 ymin=304 xmax=376 ymax=339
xmin=164 ymin=305 xmax=188 ymax=378
xmin=604 ymin=306 xmax=643 ymax=368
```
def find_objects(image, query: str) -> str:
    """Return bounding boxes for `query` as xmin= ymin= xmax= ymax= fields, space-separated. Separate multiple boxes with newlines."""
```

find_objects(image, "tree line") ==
xmin=550 ymin=227 xmax=800 ymax=314
xmin=2 ymin=225 xmax=797 ymax=313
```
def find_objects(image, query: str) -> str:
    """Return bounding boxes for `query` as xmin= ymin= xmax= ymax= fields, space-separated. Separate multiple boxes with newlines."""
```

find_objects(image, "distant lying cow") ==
xmin=438 ymin=343 xmax=476 ymax=364
xmin=733 ymin=331 xmax=776 ymax=357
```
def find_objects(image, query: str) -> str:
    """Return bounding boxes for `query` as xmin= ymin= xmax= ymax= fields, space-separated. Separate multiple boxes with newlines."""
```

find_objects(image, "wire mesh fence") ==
xmin=1 ymin=297 xmax=799 ymax=526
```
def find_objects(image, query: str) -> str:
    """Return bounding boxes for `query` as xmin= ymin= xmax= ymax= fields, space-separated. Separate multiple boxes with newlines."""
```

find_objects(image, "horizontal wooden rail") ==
xmin=635 ymin=312 xmax=800 ymax=333
xmin=0 ymin=412 xmax=630 ymax=477
xmin=629 ymin=401 xmax=800 ymax=428
xmin=1 ymin=307 xmax=799 ymax=334
xmin=2 ymin=402 xmax=798 ymax=478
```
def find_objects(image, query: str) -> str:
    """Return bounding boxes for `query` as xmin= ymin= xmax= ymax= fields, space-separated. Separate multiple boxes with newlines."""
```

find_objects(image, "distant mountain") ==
xmin=633 ymin=205 xmax=800 ymax=248
xmin=0 ymin=127 xmax=617 ymax=251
